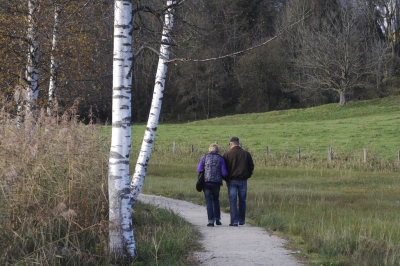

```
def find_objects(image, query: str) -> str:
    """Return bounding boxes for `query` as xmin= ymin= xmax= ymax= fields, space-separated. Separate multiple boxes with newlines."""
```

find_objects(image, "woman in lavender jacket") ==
xmin=197 ymin=143 xmax=228 ymax=227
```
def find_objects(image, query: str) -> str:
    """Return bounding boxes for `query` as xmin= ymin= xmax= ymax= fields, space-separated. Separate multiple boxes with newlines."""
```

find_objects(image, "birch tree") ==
xmin=130 ymin=1 xmax=176 ymax=203
xmin=108 ymin=0 xmax=135 ymax=260
xmin=23 ymin=0 xmax=40 ymax=117
xmin=47 ymin=2 xmax=61 ymax=116
xmin=375 ymin=0 xmax=400 ymax=57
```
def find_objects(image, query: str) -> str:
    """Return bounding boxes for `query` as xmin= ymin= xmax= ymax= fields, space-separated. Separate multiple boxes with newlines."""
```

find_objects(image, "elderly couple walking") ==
xmin=196 ymin=137 xmax=255 ymax=227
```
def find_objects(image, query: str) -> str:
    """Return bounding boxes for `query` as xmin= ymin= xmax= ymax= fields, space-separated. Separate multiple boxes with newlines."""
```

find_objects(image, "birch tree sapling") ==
xmin=375 ymin=0 xmax=400 ymax=57
xmin=24 ymin=0 xmax=40 ymax=117
xmin=108 ymin=0 xmax=135 ymax=260
xmin=48 ymin=2 xmax=61 ymax=116
xmin=130 ymin=1 xmax=176 ymax=203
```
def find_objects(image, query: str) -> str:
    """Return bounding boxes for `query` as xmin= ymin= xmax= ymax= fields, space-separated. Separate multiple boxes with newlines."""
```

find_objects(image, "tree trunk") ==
xmin=48 ymin=3 xmax=61 ymax=116
xmin=24 ymin=0 xmax=40 ymax=117
xmin=338 ymin=89 xmax=346 ymax=106
xmin=108 ymin=0 xmax=135 ymax=260
xmin=130 ymin=0 xmax=176 ymax=204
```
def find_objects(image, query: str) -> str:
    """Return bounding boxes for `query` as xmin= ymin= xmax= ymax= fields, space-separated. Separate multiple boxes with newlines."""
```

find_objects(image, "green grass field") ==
xmin=134 ymin=96 xmax=400 ymax=265
xmin=130 ymin=96 xmax=400 ymax=162
xmin=142 ymin=165 xmax=400 ymax=265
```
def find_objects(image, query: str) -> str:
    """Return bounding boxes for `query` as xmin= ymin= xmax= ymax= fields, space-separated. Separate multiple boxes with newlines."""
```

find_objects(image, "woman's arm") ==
xmin=196 ymin=156 xmax=205 ymax=173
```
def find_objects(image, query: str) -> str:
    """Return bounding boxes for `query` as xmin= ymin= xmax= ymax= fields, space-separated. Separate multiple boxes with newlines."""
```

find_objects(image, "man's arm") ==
xmin=220 ymin=156 xmax=228 ymax=177
xmin=248 ymin=152 xmax=254 ymax=177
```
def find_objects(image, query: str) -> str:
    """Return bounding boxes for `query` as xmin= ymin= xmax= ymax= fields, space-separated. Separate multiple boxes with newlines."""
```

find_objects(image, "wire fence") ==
xmin=143 ymin=142 xmax=400 ymax=172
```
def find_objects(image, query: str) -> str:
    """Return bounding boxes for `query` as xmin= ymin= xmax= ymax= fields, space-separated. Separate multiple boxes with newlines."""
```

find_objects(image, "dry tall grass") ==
xmin=0 ymin=107 xmax=201 ymax=266
xmin=0 ymin=107 xmax=110 ymax=265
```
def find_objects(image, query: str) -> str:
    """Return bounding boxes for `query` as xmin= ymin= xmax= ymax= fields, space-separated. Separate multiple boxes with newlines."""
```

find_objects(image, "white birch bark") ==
xmin=25 ymin=0 xmax=40 ymax=117
xmin=108 ymin=0 xmax=135 ymax=259
xmin=48 ymin=3 xmax=61 ymax=116
xmin=130 ymin=1 xmax=176 ymax=203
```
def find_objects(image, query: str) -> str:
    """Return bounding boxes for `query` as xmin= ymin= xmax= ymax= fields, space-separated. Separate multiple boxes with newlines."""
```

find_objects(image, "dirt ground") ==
xmin=138 ymin=194 xmax=304 ymax=266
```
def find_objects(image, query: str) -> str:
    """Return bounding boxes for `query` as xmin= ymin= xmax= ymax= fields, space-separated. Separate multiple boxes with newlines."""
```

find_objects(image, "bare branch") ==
xmin=165 ymin=11 xmax=312 ymax=63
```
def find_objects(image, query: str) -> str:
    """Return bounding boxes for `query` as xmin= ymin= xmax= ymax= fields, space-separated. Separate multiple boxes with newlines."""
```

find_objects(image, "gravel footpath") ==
xmin=138 ymin=194 xmax=303 ymax=266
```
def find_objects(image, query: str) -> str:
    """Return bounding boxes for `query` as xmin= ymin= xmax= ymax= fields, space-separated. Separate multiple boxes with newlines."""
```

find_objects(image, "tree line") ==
xmin=0 ymin=0 xmax=399 ymax=123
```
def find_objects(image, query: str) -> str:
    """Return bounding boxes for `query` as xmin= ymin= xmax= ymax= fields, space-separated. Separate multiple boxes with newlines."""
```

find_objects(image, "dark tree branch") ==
xmin=164 ymin=11 xmax=313 ymax=63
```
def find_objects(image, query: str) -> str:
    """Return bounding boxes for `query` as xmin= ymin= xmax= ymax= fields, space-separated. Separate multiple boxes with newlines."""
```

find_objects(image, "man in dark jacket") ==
xmin=223 ymin=137 xmax=254 ymax=226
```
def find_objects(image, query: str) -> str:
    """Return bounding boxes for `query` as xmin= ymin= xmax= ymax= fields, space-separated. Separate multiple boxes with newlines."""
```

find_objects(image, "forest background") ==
xmin=1 ymin=0 xmax=399 ymax=123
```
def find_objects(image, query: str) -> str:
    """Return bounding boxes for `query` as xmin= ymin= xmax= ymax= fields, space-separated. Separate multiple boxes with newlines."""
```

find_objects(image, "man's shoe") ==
xmin=216 ymin=220 xmax=222 ymax=225
xmin=239 ymin=222 xmax=245 ymax=225
xmin=229 ymin=223 xmax=238 ymax=226
xmin=207 ymin=223 xmax=214 ymax=227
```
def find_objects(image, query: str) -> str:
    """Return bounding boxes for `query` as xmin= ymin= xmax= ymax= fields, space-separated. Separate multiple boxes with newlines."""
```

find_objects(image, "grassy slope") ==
xmin=131 ymin=96 xmax=400 ymax=161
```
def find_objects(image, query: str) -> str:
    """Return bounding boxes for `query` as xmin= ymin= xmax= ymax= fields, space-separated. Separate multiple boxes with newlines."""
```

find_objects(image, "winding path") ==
xmin=138 ymin=194 xmax=303 ymax=266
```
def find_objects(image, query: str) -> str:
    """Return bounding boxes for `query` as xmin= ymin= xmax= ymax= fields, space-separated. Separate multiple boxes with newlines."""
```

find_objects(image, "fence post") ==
xmin=297 ymin=147 xmax=301 ymax=160
xmin=266 ymin=146 xmax=270 ymax=157
xmin=191 ymin=144 xmax=194 ymax=153
xmin=328 ymin=147 xmax=333 ymax=162
xmin=173 ymin=142 xmax=176 ymax=152
xmin=363 ymin=148 xmax=367 ymax=163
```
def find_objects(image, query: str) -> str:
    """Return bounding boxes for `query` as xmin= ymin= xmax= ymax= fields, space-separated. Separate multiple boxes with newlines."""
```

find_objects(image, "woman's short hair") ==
xmin=209 ymin=143 xmax=220 ymax=153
